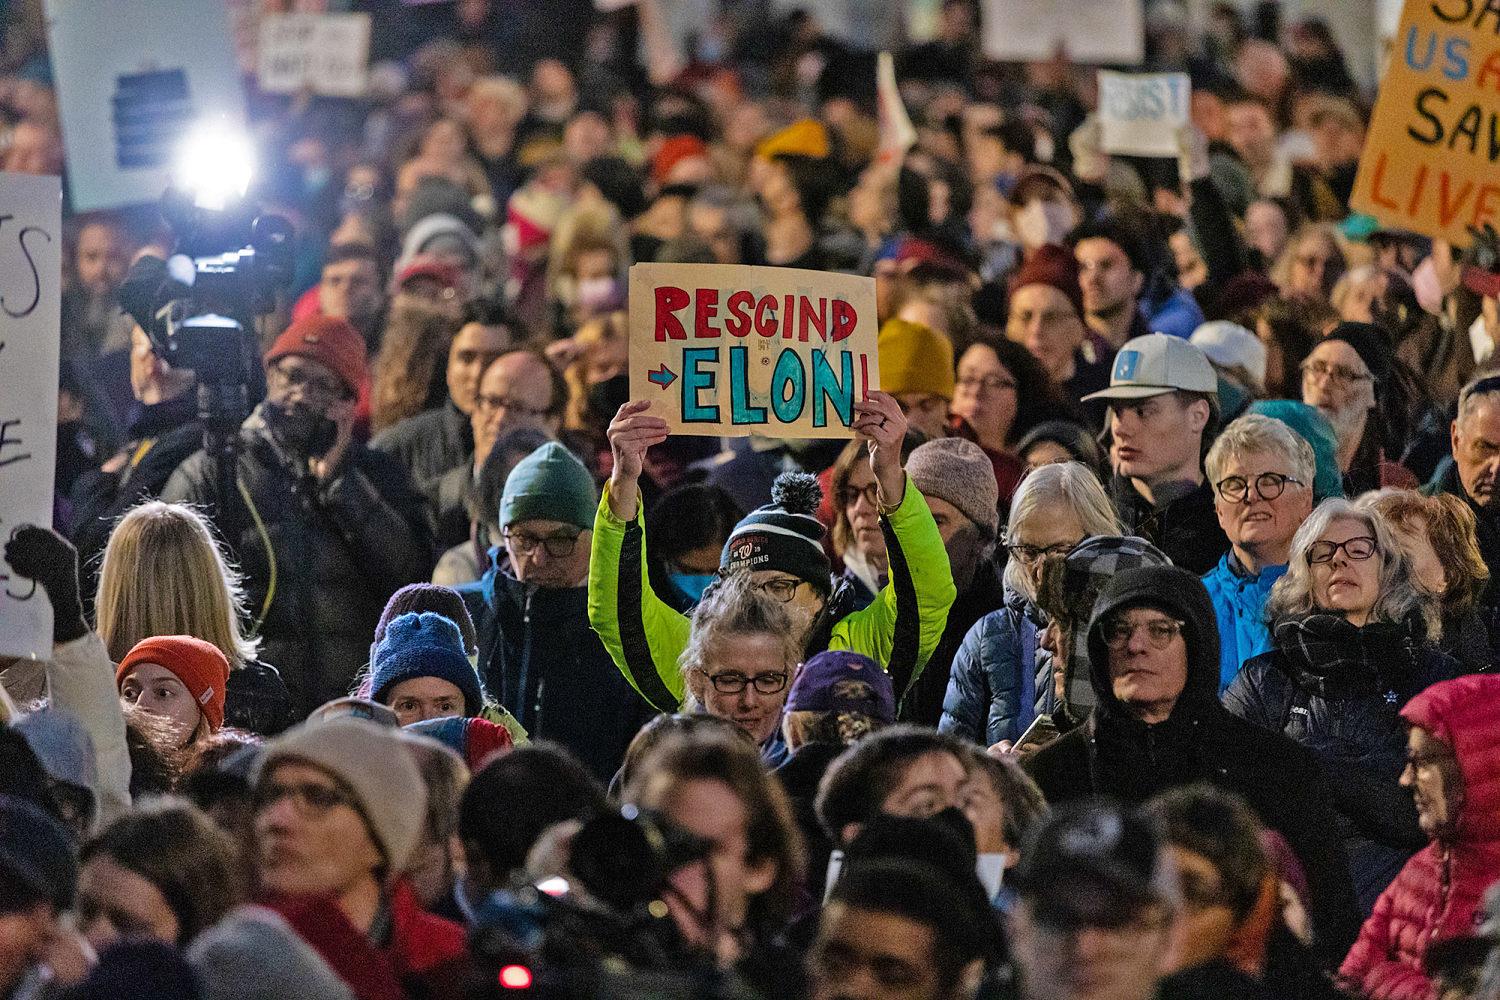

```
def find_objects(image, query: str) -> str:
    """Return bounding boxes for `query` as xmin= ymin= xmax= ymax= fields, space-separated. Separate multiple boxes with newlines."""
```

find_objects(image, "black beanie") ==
xmin=1322 ymin=322 xmax=1391 ymax=385
xmin=720 ymin=472 xmax=831 ymax=587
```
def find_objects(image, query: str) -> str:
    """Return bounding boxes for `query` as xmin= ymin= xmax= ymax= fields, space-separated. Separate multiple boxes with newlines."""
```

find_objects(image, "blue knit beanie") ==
xmin=370 ymin=612 xmax=484 ymax=715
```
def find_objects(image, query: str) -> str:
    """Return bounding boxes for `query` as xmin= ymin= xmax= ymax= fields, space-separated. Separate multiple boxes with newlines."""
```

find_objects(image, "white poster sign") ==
xmin=0 ymin=172 xmax=62 ymax=657
xmin=45 ymin=0 xmax=246 ymax=212
xmin=1097 ymin=71 xmax=1190 ymax=156
xmin=258 ymin=13 xmax=372 ymax=98
xmin=981 ymin=0 xmax=1145 ymax=65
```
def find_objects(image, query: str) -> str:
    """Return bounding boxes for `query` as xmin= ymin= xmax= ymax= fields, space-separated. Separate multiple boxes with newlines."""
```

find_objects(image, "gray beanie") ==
xmin=905 ymin=438 xmax=1000 ymax=539
xmin=253 ymin=717 xmax=426 ymax=877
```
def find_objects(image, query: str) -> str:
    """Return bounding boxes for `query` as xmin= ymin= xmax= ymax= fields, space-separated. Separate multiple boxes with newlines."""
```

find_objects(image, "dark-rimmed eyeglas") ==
xmin=1005 ymin=538 xmax=1082 ymax=565
xmin=701 ymin=671 xmax=790 ymax=695
xmin=1307 ymin=536 xmax=1377 ymax=564
xmin=503 ymin=530 xmax=579 ymax=557
xmin=1213 ymin=472 xmax=1306 ymax=504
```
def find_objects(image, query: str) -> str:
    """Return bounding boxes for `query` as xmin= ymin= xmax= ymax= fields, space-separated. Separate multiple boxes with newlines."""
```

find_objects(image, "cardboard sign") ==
xmin=1350 ymin=0 xmax=1500 ymax=243
xmin=629 ymin=264 xmax=880 ymax=438
xmin=1098 ymin=71 xmax=1190 ymax=157
xmin=875 ymin=51 xmax=918 ymax=168
xmin=981 ymin=0 xmax=1144 ymax=66
xmin=45 ymin=0 xmax=246 ymax=211
xmin=258 ymin=13 xmax=371 ymax=97
xmin=0 ymin=173 xmax=62 ymax=657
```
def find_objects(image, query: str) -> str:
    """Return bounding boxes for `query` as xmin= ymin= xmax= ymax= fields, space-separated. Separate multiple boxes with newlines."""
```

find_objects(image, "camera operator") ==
xmin=68 ymin=323 xmax=201 ymax=616
xmin=162 ymin=316 xmax=435 ymax=718
xmin=623 ymin=729 xmax=807 ymax=999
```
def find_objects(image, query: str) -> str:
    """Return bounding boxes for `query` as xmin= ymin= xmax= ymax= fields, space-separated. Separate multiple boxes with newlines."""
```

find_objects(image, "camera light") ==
xmin=174 ymin=119 xmax=254 ymax=212
xmin=498 ymin=965 xmax=533 ymax=989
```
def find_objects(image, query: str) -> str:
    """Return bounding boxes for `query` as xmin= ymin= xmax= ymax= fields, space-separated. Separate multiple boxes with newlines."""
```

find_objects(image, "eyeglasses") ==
xmin=503 ymin=529 xmax=579 ymax=557
xmin=1213 ymin=472 xmax=1306 ymax=504
xmin=843 ymin=482 xmax=880 ymax=508
xmin=1301 ymin=359 xmax=1372 ymax=385
xmin=476 ymin=394 xmax=552 ymax=418
xmin=1307 ymin=536 xmax=1377 ymax=564
xmin=269 ymin=363 xmax=347 ymax=400
xmin=1005 ymin=538 xmax=1082 ymax=565
xmin=700 ymin=671 xmax=790 ymax=695
xmin=956 ymin=373 xmax=1018 ymax=393
xmin=254 ymin=780 xmax=355 ymax=817
xmin=1101 ymin=616 xmax=1186 ymax=650
xmin=752 ymin=578 xmax=804 ymax=603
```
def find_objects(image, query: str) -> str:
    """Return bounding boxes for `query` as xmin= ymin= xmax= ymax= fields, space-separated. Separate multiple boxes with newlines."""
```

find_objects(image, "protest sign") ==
xmin=629 ymin=264 xmax=880 ymax=438
xmin=258 ymin=13 xmax=372 ymax=97
xmin=45 ymin=0 xmax=245 ymax=212
xmin=1350 ymin=0 xmax=1500 ymax=243
xmin=1098 ymin=71 xmax=1190 ymax=157
xmin=981 ymin=0 xmax=1144 ymax=66
xmin=0 ymin=173 xmax=61 ymax=658
xmin=876 ymin=51 xmax=918 ymax=168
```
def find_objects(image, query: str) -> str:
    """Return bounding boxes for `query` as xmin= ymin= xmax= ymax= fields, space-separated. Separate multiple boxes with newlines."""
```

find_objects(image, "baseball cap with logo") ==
xmin=1082 ymin=333 xmax=1217 ymax=402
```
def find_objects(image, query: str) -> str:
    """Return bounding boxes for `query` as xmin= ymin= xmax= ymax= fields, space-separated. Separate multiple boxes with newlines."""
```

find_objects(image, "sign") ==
xmin=44 ymin=0 xmax=245 ymax=211
xmin=629 ymin=263 xmax=880 ymax=438
xmin=875 ymin=52 xmax=918 ymax=168
xmin=0 ymin=172 xmax=62 ymax=657
xmin=1097 ymin=71 xmax=1190 ymax=157
xmin=1350 ymin=0 xmax=1500 ymax=243
xmin=258 ymin=13 xmax=372 ymax=97
xmin=981 ymin=0 xmax=1144 ymax=66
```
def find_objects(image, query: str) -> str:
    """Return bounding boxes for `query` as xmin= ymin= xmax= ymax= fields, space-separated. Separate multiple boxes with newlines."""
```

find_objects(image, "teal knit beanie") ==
xmin=500 ymin=442 xmax=597 ymax=531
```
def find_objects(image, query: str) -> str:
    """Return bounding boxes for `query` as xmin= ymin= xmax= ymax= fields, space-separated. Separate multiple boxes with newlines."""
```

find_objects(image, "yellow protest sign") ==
xmin=1351 ymin=0 xmax=1500 ymax=242
xmin=628 ymin=263 xmax=880 ymax=438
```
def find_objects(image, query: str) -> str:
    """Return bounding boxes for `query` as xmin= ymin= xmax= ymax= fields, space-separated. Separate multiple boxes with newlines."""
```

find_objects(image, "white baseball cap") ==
xmin=1082 ymin=333 xmax=1218 ymax=402
xmin=1190 ymin=321 xmax=1267 ymax=387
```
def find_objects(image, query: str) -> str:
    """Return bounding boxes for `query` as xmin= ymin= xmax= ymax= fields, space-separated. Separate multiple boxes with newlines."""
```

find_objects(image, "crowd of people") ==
xmin=9 ymin=1 xmax=1500 ymax=998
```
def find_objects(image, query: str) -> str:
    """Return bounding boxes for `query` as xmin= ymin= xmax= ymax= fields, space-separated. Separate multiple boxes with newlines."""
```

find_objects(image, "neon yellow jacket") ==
xmin=587 ymin=473 xmax=957 ymax=712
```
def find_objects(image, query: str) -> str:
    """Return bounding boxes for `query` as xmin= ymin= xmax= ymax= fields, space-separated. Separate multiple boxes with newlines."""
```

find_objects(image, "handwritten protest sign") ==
xmin=1098 ymin=71 xmax=1190 ymax=157
xmin=1350 ymin=0 xmax=1500 ymax=243
xmin=259 ymin=13 xmax=372 ymax=98
xmin=0 ymin=173 xmax=61 ymax=657
xmin=981 ymin=0 xmax=1144 ymax=66
xmin=629 ymin=264 xmax=880 ymax=438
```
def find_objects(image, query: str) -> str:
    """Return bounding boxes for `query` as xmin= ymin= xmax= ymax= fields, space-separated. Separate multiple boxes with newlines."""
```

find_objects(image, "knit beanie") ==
xmin=1009 ymin=243 xmax=1085 ymax=319
xmin=756 ymin=119 xmax=830 ymax=160
xmin=500 ymin=442 xmax=597 ymax=532
xmin=653 ymin=135 xmax=709 ymax=185
xmin=1247 ymin=400 xmax=1344 ymax=502
xmin=117 ymin=636 xmax=231 ymax=732
xmin=375 ymin=583 xmax=478 ymax=657
xmin=370 ymin=613 xmax=484 ymax=716
xmin=15 ymin=711 xmax=97 ymax=827
xmin=264 ymin=316 xmax=368 ymax=398
xmin=878 ymin=319 xmax=955 ymax=400
xmin=905 ymin=438 xmax=1000 ymax=539
xmin=253 ymin=717 xmax=426 ymax=876
xmin=56 ymin=940 xmax=201 ymax=1000
xmin=402 ymin=716 xmax=514 ymax=773
xmin=1321 ymin=321 xmax=1391 ymax=385
xmin=721 ymin=472 xmax=832 ymax=586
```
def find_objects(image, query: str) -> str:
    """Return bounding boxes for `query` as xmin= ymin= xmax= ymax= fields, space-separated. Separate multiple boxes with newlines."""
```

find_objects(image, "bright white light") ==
xmin=174 ymin=120 xmax=254 ymax=211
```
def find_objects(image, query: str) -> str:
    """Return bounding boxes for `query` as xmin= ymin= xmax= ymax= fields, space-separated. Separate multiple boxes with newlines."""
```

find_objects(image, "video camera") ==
xmin=117 ymin=124 xmax=296 ymax=511
xmin=465 ymin=805 xmax=762 ymax=1000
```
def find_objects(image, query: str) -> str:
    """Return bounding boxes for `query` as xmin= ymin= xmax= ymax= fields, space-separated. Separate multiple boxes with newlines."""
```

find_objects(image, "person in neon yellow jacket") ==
xmin=588 ymin=391 xmax=956 ymax=715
